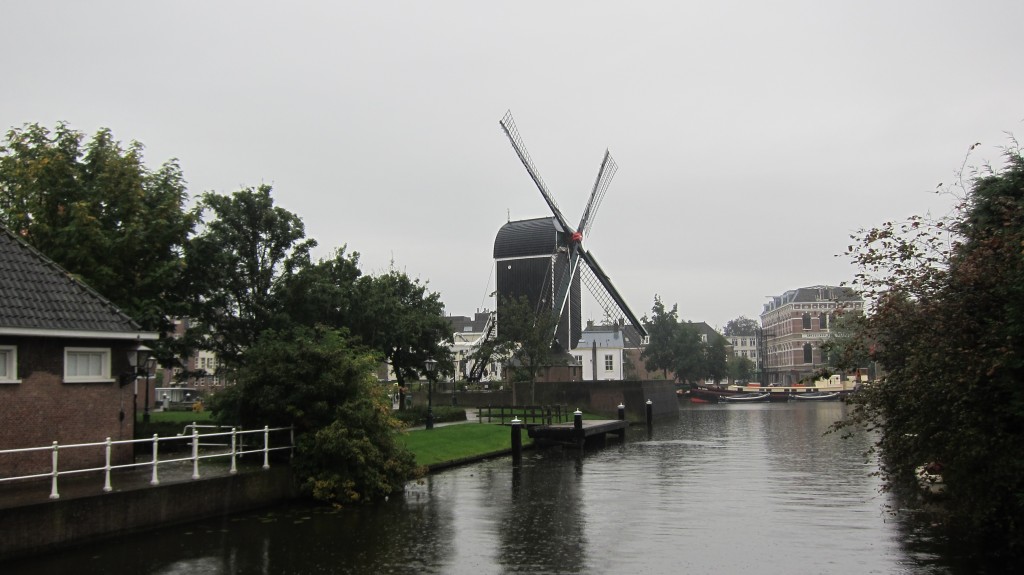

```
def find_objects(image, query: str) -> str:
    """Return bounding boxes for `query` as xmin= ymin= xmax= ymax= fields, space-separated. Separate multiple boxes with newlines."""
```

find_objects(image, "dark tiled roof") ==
xmin=0 ymin=226 xmax=142 ymax=335
xmin=580 ymin=322 xmax=645 ymax=349
xmin=493 ymin=217 xmax=563 ymax=259
xmin=446 ymin=311 xmax=491 ymax=334
xmin=763 ymin=285 xmax=862 ymax=313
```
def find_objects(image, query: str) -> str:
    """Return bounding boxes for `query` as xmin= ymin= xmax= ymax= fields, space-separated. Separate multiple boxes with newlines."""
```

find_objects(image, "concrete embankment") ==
xmin=0 ymin=465 xmax=297 ymax=562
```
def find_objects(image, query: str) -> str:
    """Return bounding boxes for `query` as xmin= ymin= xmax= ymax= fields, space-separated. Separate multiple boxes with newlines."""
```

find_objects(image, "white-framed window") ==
xmin=1 ymin=345 xmax=19 ymax=384
xmin=604 ymin=354 xmax=614 ymax=372
xmin=64 ymin=347 xmax=113 ymax=383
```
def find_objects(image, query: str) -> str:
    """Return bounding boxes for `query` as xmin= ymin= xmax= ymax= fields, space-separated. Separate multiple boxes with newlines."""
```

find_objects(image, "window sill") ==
xmin=0 ymin=379 xmax=21 ymax=385
xmin=63 ymin=378 xmax=116 ymax=384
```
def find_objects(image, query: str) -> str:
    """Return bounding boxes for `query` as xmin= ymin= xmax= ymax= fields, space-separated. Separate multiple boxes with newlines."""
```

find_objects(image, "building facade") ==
xmin=728 ymin=335 xmax=757 ymax=365
xmin=573 ymin=323 xmax=628 ymax=381
xmin=759 ymin=285 xmax=864 ymax=385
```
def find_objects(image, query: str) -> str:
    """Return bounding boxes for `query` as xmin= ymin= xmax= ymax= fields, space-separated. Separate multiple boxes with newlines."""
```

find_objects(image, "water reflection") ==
xmin=5 ymin=401 xmax=971 ymax=574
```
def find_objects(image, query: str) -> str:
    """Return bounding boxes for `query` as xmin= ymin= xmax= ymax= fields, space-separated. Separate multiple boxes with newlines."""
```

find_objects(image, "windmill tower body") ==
xmin=493 ymin=217 xmax=582 ymax=351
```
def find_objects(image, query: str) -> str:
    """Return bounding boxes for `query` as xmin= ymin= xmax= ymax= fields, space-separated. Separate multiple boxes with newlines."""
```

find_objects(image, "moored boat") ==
xmin=720 ymin=392 xmax=771 ymax=403
xmin=790 ymin=391 xmax=841 ymax=401
xmin=684 ymin=387 xmax=740 ymax=403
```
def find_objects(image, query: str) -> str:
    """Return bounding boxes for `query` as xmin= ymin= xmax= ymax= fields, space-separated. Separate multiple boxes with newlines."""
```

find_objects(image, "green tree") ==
xmin=209 ymin=325 xmax=416 ymax=504
xmin=277 ymin=246 xmax=363 ymax=329
xmin=641 ymin=296 xmax=680 ymax=379
xmin=641 ymin=297 xmax=715 ymax=384
xmin=0 ymin=122 xmax=196 ymax=332
xmin=672 ymin=321 xmax=707 ymax=385
xmin=491 ymin=295 xmax=560 ymax=404
xmin=182 ymin=185 xmax=315 ymax=365
xmin=349 ymin=268 xmax=453 ymax=394
xmin=820 ymin=310 xmax=870 ymax=373
xmin=727 ymin=354 xmax=755 ymax=382
xmin=838 ymin=144 xmax=1024 ymax=559
xmin=723 ymin=316 xmax=759 ymax=336
xmin=704 ymin=334 xmax=729 ymax=383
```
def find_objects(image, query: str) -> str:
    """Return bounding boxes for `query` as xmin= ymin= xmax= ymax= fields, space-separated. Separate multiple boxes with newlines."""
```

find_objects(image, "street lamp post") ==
xmin=423 ymin=358 xmax=437 ymax=430
xmin=452 ymin=351 xmax=463 ymax=406
xmin=142 ymin=356 xmax=157 ymax=422
xmin=127 ymin=341 xmax=154 ymax=423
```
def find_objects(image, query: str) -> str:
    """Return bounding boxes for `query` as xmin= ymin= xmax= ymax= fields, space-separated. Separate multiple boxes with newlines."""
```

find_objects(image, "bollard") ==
xmin=574 ymin=408 xmax=584 ymax=449
xmin=645 ymin=399 xmax=653 ymax=428
xmin=511 ymin=417 xmax=523 ymax=466
xmin=616 ymin=403 xmax=627 ymax=440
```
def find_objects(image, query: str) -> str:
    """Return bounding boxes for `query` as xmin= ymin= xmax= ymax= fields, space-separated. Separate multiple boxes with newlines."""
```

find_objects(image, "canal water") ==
xmin=6 ymin=401 xmax=966 ymax=574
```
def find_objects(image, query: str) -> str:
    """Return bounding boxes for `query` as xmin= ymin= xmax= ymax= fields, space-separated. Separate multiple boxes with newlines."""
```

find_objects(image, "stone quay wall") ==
xmin=0 ymin=467 xmax=297 ymax=562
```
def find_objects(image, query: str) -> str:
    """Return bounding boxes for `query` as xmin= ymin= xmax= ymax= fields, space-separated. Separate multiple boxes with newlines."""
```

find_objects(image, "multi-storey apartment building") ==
xmin=728 ymin=335 xmax=757 ymax=364
xmin=759 ymin=285 xmax=864 ymax=385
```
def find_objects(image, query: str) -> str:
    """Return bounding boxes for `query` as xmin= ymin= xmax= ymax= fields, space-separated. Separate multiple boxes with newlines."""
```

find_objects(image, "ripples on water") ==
xmin=5 ymin=401 xmax=967 ymax=574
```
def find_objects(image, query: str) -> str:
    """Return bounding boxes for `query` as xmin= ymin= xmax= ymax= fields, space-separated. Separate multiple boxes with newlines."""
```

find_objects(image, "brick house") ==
xmin=0 ymin=226 xmax=157 ymax=477
xmin=760 ymin=285 xmax=865 ymax=385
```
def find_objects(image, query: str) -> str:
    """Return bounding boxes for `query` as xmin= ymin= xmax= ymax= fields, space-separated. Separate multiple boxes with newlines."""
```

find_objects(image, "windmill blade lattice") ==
xmin=579 ymin=249 xmax=649 ymax=342
xmin=577 ymin=150 xmax=617 ymax=239
xmin=499 ymin=111 xmax=574 ymax=235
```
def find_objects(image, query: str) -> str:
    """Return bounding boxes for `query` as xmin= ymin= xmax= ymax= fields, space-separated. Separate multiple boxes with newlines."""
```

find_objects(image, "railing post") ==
xmin=289 ymin=426 xmax=295 ymax=459
xmin=230 ymin=427 xmax=238 ymax=475
xmin=49 ymin=441 xmax=60 ymax=500
xmin=150 ymin=434 xmax=160 ymax=485
xmin=103 ymin=437 xmax=113 ymax=492
xmin=191 ymin=423 xmax=200 ymax=479
xmin=262 ymin=425 xmax=270 ymax=470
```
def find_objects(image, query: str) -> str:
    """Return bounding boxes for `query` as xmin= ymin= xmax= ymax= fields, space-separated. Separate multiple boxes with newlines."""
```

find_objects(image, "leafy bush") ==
xmin=209 ymin=325 xmax=418 ymax=505
xmin=838 ymin=145 xmax=1024 ymax=560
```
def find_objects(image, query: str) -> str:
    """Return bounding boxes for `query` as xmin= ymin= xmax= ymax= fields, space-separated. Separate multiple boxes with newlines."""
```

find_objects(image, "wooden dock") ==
xmin=527 ymin=419 xmax=628 ymax=448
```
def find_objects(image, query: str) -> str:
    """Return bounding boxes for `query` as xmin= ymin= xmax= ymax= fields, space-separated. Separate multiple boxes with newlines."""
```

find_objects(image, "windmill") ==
xmin=493 ymin=110 xmax=649 ymax=352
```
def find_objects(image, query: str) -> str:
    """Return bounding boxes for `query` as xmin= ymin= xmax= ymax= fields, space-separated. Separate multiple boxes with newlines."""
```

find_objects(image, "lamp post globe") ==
xmin=423 ymin=358 xmax=437 ymax=430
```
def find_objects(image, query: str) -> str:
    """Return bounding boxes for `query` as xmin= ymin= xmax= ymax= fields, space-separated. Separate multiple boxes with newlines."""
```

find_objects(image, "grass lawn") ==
xmin=397 ymin=423 xmax=530 ymax=467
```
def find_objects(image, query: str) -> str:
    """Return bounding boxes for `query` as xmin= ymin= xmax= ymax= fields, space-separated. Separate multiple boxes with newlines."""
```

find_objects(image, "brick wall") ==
xmin=0 ymin=336 xmax=136 ymax=478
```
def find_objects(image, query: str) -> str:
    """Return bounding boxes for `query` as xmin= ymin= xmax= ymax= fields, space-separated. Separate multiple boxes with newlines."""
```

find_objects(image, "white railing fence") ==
xmin=0 ymin=423 xmax=294 ymax=500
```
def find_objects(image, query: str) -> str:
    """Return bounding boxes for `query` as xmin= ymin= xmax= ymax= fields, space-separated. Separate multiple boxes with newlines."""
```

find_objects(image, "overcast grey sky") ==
xmin=3 ymin=1 xmax=1022 ymax=329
